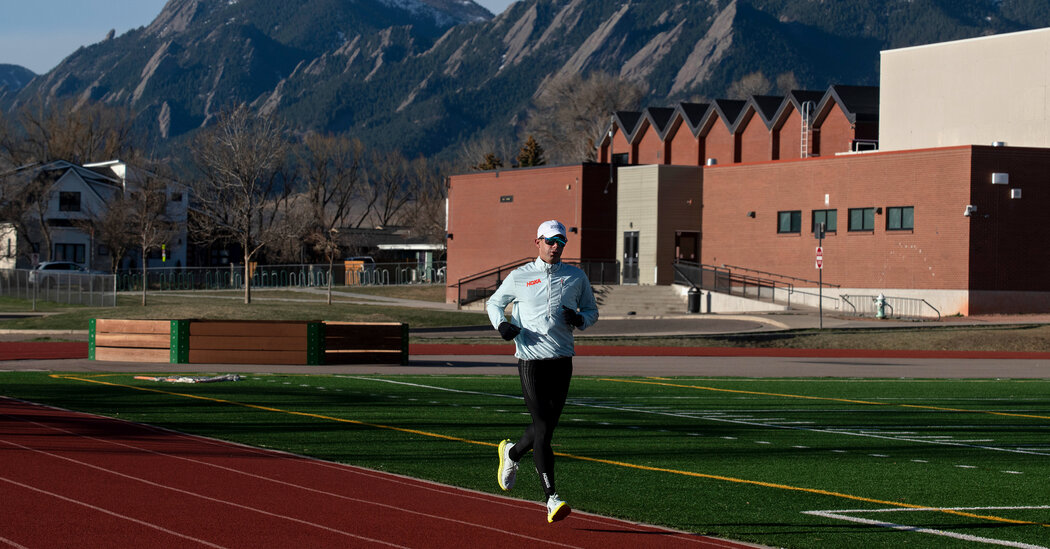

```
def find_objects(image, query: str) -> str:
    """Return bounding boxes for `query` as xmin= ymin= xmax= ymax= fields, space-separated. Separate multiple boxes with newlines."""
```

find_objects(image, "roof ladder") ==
xmin=800 ymin=101 xmax=814 ymax=159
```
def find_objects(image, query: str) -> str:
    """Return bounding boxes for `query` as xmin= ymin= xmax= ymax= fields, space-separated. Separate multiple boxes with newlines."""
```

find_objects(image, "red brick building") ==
xmin=445 ymin=164 xmax=617 ymax=305
xmin=447 ymin=82 xmax=1050 ymax=314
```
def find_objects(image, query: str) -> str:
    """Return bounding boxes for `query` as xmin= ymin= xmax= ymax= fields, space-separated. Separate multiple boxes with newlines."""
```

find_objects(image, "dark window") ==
xmin=777 ymin=210 xmax=802 ymax=234
xmin=170 ymin=192 xmax=183 ymax=203
xmin=812 ymin=209 xmax=837 ymax=233
xmin=53 ymin=243 xmax=85 ymax=264
xmin=848 ymin=208 xmax=875 ymax=231
xmin=58 ymin=192 xmax=81 ymax=212
xmin=612 ymin=153 xmax=629 ymax=165
xmin=886 ymin=206 xmax=914 ymax=230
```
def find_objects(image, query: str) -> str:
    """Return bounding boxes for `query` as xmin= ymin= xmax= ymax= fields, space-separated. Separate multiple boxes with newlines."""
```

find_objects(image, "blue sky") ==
xmin=1 ymin=0 xmax=516 ymax=74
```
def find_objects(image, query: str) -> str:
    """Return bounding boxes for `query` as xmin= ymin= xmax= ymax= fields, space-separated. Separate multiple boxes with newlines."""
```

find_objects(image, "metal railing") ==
xmin=455 ymin=258 xmax=619 ymax=308
xmin=720 ymin=263 xmax=839 ymax=288
xmin=841 ymin=294 xmax=941 ymax=320
xmin=0 ymin=268 xmax=117 ymax=308
xmin=672 ymin=261 xmax=793 ymax=304
xmin=115 ymin=262 xmax=446 ymax=292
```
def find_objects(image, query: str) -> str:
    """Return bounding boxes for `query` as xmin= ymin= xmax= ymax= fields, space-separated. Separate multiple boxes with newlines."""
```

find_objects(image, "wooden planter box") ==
xmin=89 ymin=319 xmax=408 ymax=365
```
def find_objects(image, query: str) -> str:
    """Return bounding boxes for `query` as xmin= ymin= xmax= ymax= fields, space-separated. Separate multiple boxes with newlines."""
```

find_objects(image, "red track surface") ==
xmin=0 ymin=341 xmax=88 ymax=360
xmin=0 ymin=397 xmax=753 ymax=548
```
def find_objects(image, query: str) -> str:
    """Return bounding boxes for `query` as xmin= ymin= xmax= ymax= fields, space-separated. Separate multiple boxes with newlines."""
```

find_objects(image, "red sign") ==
xmin=816 ymin=247 xmax=823 ymax=270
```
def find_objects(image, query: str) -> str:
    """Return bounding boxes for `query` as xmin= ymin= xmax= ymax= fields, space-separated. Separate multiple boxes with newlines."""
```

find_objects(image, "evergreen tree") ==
xmin=472 ymin=152 xmax=503 ymax=171
xmin=516 ymin=135 xmax=546 ymax=168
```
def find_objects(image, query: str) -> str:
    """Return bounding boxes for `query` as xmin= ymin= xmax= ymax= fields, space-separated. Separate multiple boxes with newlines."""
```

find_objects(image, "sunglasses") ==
xmin=542 ymin=235 xmax=567 ymax=246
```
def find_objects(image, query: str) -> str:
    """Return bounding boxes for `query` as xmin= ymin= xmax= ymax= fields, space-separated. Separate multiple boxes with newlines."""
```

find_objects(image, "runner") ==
xmin=486 ymin=219 xmax=599 ymax=523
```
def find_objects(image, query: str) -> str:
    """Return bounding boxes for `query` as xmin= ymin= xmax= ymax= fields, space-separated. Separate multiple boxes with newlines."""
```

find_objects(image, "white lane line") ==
xmin=0 ymin=437 xmax=410 ymax=548
xmin=804 ymin=507 xmax=1050 ymax=549
xmin=0 ymin=476 xmax=231 ymax=549
xmin=0 ymin=400 xmax=649 ymax=547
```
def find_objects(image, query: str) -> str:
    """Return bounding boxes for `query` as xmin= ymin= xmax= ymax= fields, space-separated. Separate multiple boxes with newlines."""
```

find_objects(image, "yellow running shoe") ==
xmin=546 ymin=493 xmax=571 ymax=523
xmin=497 ymin=439 xmax=518 ymax=491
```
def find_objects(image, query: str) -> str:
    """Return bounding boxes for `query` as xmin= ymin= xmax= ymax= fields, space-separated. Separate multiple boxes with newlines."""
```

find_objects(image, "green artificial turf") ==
xmin=2 ymin=371 xmax=1048 ymax=548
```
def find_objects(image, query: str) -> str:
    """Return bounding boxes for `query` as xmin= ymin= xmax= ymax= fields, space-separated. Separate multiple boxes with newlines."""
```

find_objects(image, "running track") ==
xmin=0 ymin=397 xmax=756 ymax=548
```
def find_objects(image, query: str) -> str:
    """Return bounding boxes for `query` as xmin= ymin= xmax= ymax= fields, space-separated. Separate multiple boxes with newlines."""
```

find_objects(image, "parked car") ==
xmin=29 ymin=261 xmax=91 ymax=287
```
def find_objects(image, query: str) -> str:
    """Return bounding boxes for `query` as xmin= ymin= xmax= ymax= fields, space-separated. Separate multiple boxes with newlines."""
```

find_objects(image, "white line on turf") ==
xmin=339 ymin=376 xmax=1048 ymax=457
xmin=803 ymin=506 xmax=1050 ymax=549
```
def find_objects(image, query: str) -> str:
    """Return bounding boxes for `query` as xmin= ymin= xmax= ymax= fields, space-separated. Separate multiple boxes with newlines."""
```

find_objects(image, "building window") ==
xmin=612 ymin=153 xmax=629 ymax=165
xmin=812 ymin=209 xmax=837 ymax=233
xmin=886 ymin=206 xmax=914 ymax=230
xmin=59 ymin=192 xmax=81 ymax=212
xmin=777 ymin=210 xmax=802 ymax=234
xmin=848 ymin=208 xmax=875 ymax=232
xmin=54 ymin=243 xmax=85 ymax=264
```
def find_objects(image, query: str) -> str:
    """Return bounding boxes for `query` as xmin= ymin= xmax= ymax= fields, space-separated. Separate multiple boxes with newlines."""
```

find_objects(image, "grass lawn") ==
xmin=3 ymin=371 xmax=1048 ymax=549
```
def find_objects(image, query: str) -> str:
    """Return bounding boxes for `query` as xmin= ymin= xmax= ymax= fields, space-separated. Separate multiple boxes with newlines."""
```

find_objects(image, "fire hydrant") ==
xmin=874 ymin=293 xmax=887 ymax=319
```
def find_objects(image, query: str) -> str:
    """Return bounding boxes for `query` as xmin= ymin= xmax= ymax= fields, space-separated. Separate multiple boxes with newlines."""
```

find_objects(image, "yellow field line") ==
xmin=49 ymin=373 xmax=1049 ymax=529
xmin=606 ymin=377 xmax=1050 ymax=421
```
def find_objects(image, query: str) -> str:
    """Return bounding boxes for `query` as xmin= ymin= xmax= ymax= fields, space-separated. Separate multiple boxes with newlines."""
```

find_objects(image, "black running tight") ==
xmin=509 ymin=356 xmax=573 ymax=497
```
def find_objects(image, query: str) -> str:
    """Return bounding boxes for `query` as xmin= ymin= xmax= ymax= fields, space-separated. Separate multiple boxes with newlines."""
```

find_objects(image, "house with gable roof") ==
xmin=4 ymin=160 xmax=187 ymax=272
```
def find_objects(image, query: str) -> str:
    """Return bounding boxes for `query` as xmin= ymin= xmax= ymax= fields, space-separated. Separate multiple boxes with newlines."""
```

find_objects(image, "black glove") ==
xmin=497 ymin=322 xmax=521 ymax=341
xmin=561 ymin=306 xmax=584 ymax=327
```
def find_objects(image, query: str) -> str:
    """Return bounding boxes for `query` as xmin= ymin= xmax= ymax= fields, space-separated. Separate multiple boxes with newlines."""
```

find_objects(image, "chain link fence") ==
xmin=0 ymin=269 xmax=117 ymax=307
xmin=114 ymin=262 xmax=446 ymax=292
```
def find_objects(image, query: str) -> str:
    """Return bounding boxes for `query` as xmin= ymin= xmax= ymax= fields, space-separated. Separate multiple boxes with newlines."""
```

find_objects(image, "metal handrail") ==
xmin=454 ymin=258 xmax=620 ymax=308
xmin=720 ymin=263 xmax=839 ymax=288
xmin=672 ymin=261 xmax=792 ymax=304
xmin=841 ymin=294 xmax=940 ymax=320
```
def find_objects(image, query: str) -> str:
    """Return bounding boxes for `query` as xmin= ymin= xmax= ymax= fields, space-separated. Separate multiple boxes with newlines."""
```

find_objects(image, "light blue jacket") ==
xmin=486 ymin=257 xmax=599 ymax=360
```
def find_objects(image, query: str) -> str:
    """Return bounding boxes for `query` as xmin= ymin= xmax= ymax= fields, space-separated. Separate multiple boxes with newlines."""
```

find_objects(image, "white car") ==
xmin=29 ymin=261 xmax=90 ymax=287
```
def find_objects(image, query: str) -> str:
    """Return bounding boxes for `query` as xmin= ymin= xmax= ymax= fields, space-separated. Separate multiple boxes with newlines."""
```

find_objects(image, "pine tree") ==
xmin=472 ymin=152 xmax=504 ymax=171
xmin=516 ymin=135 xmax=547 ymax=167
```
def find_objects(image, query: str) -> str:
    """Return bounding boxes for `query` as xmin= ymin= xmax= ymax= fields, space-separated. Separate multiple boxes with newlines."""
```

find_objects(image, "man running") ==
xmin=486 ymin=219 xmax=599 ymax=523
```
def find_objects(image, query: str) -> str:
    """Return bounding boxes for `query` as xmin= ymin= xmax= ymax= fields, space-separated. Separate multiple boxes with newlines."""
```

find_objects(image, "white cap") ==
xmin=536 ymin=220 xmax=567 ymax=239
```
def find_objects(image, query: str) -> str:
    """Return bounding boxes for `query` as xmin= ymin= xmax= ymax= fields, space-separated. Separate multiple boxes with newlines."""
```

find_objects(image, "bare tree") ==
xmin=399 ymin=156 xmax=448 ymax=244
xmin=361 ymin=149 xmax=413 ymax=228
xmin=127 ymin=162 xmax=178 ymax=306
xmin=0 ymin=99 xmax=134 ymax=265
xmin=727 ymin=71 xmax=773 ymax=98
xmin=74 ymin=189 xmax=134 ymax=273
xmin=8 ymin=98 xmax=133 ymax=165
xmin=526 ymin=71 xmax=647 ymax=164
xmin=189 ymin=105 xmax=293 ymax=304
xmin=298 ymin=133 xmax=364 ymax=304
xmin=454 ymin=134 xmax=515 ymax=173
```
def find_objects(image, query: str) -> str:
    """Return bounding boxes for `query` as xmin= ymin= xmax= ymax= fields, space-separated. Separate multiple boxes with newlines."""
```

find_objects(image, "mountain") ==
xmin=7 ymin=0 xmax=1050 ymax=159
xmin=0 ymin=64 xmax=35 ymax=93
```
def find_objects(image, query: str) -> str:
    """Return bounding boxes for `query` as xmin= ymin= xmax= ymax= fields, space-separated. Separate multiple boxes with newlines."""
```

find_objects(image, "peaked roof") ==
xmin=613 ymin=110 xmax=644 ymax=142
xmin=742 ymin=95 xmax=785 ymax=130
xmin=712 ymin=99 xmax=747 ymax=128
xmin=818 ymin=85 xmax=880 ymax=124
xmin=643 ymin=107 xmax=677 ymax=140
xmin=771 ymin=89 xmax=826 ymax=129
xmin=675 ymin=102 xmax=711 ymax=136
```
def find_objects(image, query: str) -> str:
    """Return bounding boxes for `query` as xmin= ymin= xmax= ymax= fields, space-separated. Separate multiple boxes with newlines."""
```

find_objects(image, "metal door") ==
xmin=675 ymin=231 xmax=699 ymax=262
xmin=623 ymin=231 xmax=639 ymax=284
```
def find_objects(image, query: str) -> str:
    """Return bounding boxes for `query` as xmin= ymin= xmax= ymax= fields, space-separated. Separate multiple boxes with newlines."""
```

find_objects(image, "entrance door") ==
xmin=675 ymin=231 xmax=699 ymax=262
xmin=623 ymin=231 xmax=639 ymax=284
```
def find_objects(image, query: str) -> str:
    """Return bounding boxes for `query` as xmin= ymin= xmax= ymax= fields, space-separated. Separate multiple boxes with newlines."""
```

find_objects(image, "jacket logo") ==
xmin=526 ymin=278 xmax=541 ymax=287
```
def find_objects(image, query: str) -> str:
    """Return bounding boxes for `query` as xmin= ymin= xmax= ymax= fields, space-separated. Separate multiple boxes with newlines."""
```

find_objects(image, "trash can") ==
xmin=687 ymin=287 xmax=701 ymax=313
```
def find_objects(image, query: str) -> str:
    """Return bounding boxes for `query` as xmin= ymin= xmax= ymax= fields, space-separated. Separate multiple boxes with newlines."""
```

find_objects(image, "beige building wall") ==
xmin=881 ymin=27 xmax=1050 ymax=151
xmin=615 ymin=165 xmax=701 ymax=285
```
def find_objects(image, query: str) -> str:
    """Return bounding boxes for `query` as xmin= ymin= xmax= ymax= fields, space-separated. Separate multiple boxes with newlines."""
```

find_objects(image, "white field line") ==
xmin=344 ymin=377 xmax=1050 ymax=457
xmin=803 ymin=506 xmax=1050 ymax=549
